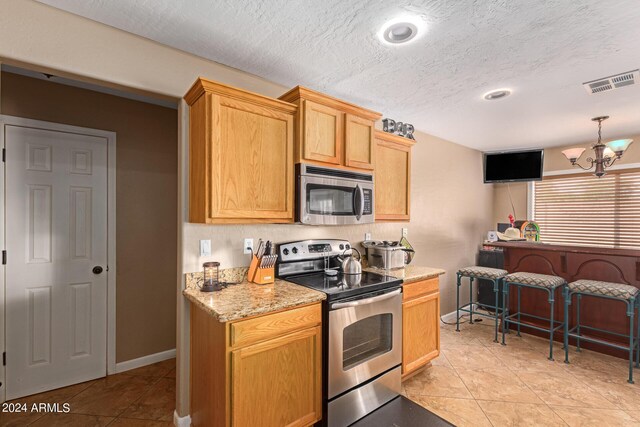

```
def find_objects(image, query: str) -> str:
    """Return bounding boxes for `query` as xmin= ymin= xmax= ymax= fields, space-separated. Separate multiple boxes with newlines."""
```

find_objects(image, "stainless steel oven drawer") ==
xmin=327 ymin=366 xmax=401 ymax=427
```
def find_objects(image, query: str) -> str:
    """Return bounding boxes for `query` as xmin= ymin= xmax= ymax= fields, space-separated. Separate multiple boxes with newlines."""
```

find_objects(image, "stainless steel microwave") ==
xmin=296 ymin=164 xmax=374 ymax=225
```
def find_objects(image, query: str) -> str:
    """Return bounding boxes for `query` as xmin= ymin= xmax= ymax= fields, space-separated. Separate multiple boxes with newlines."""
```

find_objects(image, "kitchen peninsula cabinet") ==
xmin=184 ymin=77 xmax=297 ymax=223
xmin=190 ymin=301 xmax=323 ymax=427
xmin=374 ymin=131 xmax=415 ymax=221
xmin=279 ymin=86 xmax=381 ymax=171
xmin=401 ymin=277 xmax=440 ymax=379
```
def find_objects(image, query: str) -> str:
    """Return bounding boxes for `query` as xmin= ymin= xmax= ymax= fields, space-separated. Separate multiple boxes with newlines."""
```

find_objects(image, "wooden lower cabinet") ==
xmin=401 ymin=278 xmax=440 ymax=379
xmin=190 ymin=302 xmax=322 ymax=427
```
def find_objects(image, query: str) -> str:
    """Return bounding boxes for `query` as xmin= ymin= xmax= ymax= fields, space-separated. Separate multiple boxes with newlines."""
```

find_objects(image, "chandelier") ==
xmin=561 ymin=116 xmax=633 ymax=177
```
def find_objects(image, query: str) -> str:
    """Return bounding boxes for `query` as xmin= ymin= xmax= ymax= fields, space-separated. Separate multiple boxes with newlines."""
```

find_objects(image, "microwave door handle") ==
xmin=354 ymin=184 xmax=364 ymax=220
xmin=330 ymin=288 xmax=401 ymax=310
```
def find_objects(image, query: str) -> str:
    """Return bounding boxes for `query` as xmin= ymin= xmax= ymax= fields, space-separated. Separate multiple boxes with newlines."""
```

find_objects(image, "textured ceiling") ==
xmin=37 ymin=0 xmax=640 ymax=150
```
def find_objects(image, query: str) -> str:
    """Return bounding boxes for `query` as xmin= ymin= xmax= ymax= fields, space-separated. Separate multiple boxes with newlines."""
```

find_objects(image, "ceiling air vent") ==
xmin=583 ymin=70 xmax=639 ymax=94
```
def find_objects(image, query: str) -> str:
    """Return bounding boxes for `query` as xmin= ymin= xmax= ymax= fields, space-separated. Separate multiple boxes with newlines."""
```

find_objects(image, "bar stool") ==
xmin=501 ymin=272 xmax=566 ymax=360
xmin=563 ymin=279 xmax=640 ymax=383
xmin=456 ymin=266 xmax=508 ymax=342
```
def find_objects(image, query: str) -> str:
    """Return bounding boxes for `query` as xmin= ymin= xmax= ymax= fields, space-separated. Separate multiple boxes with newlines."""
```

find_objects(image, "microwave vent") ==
xmin=583 ymin=70 xmax=638 ymax=94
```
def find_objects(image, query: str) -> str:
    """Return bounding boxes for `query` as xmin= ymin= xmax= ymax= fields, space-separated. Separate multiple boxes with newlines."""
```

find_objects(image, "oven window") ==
xmin=343 ymin=314 xmax=393 ymax=371
xmin=307 ymin=184 xmax=354 ymax=216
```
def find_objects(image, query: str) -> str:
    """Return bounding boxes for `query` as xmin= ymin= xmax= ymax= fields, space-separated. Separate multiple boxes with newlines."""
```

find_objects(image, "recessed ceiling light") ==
xmin=483 ymin=89 xmax=512 ymax=100
xmin=378 ymin=16 xmax=426 ymax=45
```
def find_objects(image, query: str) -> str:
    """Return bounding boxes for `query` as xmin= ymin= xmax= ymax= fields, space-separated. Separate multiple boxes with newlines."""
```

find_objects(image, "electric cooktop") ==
xmin=284 ymin=270 xmax=402 ymax=302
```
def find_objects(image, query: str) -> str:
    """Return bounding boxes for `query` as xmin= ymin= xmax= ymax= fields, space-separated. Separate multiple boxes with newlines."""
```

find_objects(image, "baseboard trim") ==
xmin=174 ymin=410 xmax=191 ymax=427
xmin=441 ymin=309 xmax=458 ymax=323
xmin=115 ymin=348 xmax=176 ymax=374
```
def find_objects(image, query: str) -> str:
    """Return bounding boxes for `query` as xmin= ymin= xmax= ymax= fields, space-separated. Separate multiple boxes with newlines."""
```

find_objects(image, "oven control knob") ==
xmin=292 ymin=247 xmax=298 ymax=254
xmin=339 ymin=244 xmax=344 ymax=250
xmin=345 ymin=244 xmax=350 ymax=249
xmin=283 ymin=248 xmax=289 ymax=255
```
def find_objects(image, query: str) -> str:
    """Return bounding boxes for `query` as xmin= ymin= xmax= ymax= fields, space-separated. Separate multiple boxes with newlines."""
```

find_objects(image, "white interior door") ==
xmin=5 ymin=125 xmax=108 ymax=399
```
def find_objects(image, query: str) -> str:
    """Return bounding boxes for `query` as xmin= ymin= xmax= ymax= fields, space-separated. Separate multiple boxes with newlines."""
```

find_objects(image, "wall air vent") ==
xmin=583 ymin=70 xmax=639 ymax=94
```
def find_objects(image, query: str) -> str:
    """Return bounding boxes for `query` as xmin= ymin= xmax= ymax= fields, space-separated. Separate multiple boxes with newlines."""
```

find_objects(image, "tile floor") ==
xmin=1 ymin=358 xmax=175 ymax=427
xmin=3 ymin=324 xmax=639 ymax=427
xmin=403 ymin=320 xmax=640 ymax=426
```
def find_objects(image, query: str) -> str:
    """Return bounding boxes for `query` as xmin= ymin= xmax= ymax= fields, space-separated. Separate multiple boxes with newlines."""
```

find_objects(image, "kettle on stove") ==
xmin=339 ymin=247 xmax=362 ymax=275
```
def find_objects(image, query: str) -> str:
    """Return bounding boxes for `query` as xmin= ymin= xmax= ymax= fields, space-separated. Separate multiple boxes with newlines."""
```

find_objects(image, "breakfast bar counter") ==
xmin=484 ymin=241 xmax=640 ymax=357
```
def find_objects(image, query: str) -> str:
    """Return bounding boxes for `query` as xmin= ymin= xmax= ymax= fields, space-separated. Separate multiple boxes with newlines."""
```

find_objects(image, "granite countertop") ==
xmin=183 ymin=268 xmax=326 ymax=323
xmin=364 ymin=265 xmax=446 ymax=284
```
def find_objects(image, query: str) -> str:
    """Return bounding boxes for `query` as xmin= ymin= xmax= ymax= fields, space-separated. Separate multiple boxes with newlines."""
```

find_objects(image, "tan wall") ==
xmin=1 ymin=0 xmax=494 ymax=415
xmin=1 ymin=71 xmax=178 ymax=363
xmin=492 ymin=135 xmax=640 ymax=226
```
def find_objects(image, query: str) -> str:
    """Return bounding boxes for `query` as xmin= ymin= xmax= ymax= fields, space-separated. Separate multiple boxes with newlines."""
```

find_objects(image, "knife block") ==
xmin=248 ymin=255 xmax=275 ymax=285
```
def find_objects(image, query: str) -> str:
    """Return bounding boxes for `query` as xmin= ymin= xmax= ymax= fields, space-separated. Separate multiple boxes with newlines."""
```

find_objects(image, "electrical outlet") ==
xmin=199 ymin=240 xmax=211 ymax=257
xmin=402 ymin=228 xmax=408 ymax=238
xmin=364 ymin=232 xmax=372 ymax=241
xmin=243 ymin=238 xmax=254 ymax=255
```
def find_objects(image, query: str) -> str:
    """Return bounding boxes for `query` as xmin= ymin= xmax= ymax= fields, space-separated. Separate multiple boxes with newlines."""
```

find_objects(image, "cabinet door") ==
xmin=375 ymin=139 xmax=411 ymax=220
xmin=212 ymin=95 xmax=294 ymax=221
xmin=402 ymin=292 xmax=440 ymax=377
xmin=303 ymin=100 xmax=343 ymax=165
xmin=231 ymin=326 xmax=322 ymax=427
xmin=344 ymin=114 xmax=375 ymax=170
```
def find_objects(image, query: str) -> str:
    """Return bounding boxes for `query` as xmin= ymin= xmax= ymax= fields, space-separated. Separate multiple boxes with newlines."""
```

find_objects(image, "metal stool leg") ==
xmin=469 ymin=277 xmax=474 ymax=324
xmin=517 ymin=286 xmax=522 ymax=337
xmin=502 ymin=282 xmax=509 ymax=345
xmin=576 ymin=294 xmax=582 ymax=352
xmin=636 ymin=300 xmax=639 ymax=368
xmin=456 ymin=274 xmax=461 ymax=332
xmin=493 ymin=279 xmax=499 ymax=343
xmin=563 ymin=286 xmax=570 ymax=364
xmin=628 ymin=298 xmax=635 ymax=384
xmin=549 ymin=288 xmax=555 ymax=361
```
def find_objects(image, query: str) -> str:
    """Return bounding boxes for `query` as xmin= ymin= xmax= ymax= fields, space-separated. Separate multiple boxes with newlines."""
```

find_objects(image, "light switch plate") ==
xmin=364 ymin=232 xmax=372 ymax=241
xmin=244 ymin=238 xmax=254 ymax=255
xmin=199 ymin=240 xmax=211 ymax=257
xmin=402 ymin=228 xmax=408 ymax=237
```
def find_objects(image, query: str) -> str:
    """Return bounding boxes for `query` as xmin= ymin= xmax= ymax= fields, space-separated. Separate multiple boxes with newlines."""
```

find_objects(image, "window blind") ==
xmin=533 ymin=169 xmax=640 ymax=249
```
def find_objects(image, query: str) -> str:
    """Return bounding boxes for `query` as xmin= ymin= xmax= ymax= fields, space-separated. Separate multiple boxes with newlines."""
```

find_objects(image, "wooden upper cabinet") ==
xmin=345 ymin=114 xmax=375 ymax=170
xmin=185 ymin=78 xmax=296 ymax=224
xmin=374 ymin=131 xmax=415 ymax=221
xmin=280 ymin=86 xmax=381 ymax=171
xmin=303 ymin=100 xmax=343 ymax=165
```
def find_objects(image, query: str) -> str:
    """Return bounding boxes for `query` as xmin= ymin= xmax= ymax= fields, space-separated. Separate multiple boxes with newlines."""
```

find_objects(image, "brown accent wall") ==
xmin=1 ymin=71 xmax=178 ymax=362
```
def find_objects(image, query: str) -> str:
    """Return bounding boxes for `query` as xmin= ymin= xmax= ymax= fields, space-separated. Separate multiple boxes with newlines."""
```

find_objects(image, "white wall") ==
xmin=1 ymin=0 xmax=494 ymax=417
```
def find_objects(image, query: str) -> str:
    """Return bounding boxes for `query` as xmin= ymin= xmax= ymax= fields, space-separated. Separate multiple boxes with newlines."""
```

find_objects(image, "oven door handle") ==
xmin=330 ymin=288 xmax=401 ymax=310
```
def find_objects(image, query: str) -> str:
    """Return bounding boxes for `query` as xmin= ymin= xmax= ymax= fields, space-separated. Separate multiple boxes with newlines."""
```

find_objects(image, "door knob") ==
xmin=92 ymin=266 xmax=104 ymax=275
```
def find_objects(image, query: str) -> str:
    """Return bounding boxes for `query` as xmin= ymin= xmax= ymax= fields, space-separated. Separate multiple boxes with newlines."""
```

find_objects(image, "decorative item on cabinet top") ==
xmin=279 ymin=86 xmax=382 ymax=171
xmin=382 ymin=118 xmax=415 ymax=140
xmin=184 ymin=77 xmax=297 ymax=224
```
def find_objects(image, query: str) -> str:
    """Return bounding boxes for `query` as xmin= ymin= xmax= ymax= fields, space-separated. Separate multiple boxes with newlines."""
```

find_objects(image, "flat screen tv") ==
xmin=483 ymin=149 xmax=544 ymax=183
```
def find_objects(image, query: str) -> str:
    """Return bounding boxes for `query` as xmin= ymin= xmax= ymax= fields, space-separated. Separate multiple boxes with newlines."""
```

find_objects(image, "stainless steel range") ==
xmin=276 ymin=239 xmax=402 ymax=427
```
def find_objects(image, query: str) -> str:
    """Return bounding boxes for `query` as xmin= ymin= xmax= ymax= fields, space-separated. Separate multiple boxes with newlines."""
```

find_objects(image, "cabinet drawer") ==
xmin=230 ymin=303 xmax=321 ymax=348
xmin=403 ymin=278 xmax=439 ymax=301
